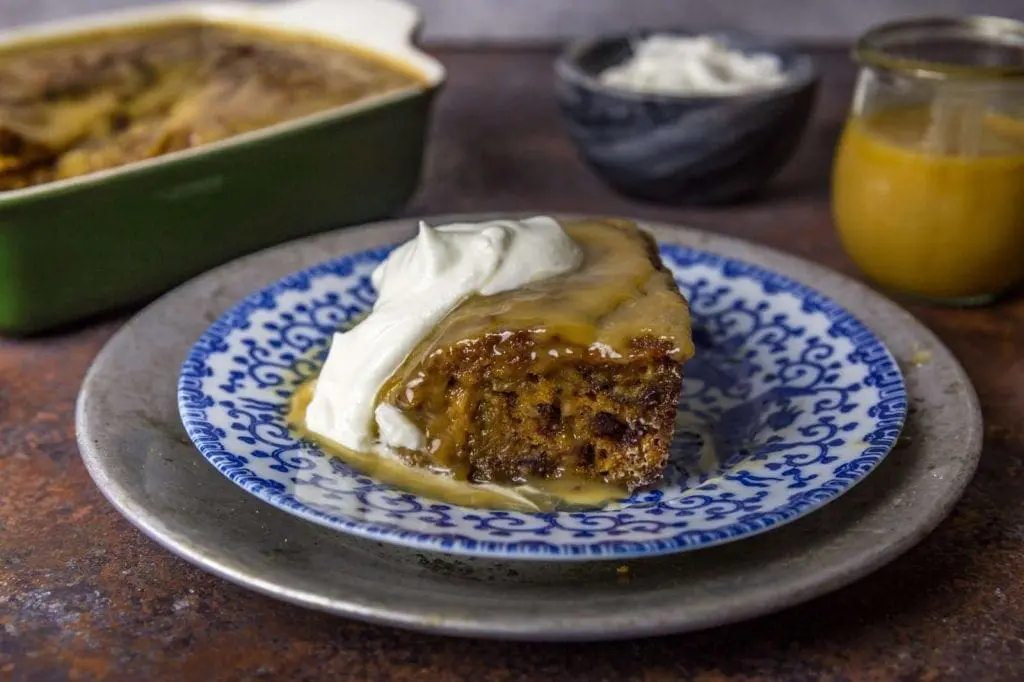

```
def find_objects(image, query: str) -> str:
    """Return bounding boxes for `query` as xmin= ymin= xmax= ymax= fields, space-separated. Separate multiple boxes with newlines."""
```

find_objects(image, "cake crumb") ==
xmin=910 ymin=345 xmax=932 ymax=367
xmin=591 ymin=342 xmax=623 ymax=359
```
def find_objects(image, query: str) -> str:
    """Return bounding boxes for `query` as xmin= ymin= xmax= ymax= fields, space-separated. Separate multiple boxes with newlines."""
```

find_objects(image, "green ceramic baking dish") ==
xmin=0 ymin=0 xmax=445 ymax=334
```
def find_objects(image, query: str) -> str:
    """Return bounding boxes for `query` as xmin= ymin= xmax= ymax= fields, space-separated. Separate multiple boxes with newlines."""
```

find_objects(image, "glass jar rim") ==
xmin=854 ymin=15 xmax=1024 ymax=81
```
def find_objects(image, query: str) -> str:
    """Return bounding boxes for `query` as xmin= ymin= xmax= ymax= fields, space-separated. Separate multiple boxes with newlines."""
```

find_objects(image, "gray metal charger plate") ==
xmin=76 ymin=215 xmax=982 ymax=642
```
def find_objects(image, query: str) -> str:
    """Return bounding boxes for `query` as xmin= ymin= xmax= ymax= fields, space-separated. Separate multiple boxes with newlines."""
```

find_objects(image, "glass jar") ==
xmin=832 ymin=17 xmax=1024 ymax=306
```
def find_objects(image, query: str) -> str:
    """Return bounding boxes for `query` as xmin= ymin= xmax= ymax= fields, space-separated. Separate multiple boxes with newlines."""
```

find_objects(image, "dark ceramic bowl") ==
xmin=554 ymin=31 xmax=819 ymax=205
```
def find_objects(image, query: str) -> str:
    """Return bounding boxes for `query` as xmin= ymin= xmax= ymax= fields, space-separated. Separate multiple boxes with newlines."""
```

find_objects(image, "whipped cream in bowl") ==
xmin=304 ymin=215 xmax=584 ymax=455
xmin=554 ymin=30 xmax=818 ymax=204
xmin=599 ymin=34 xmax=789 ymax=97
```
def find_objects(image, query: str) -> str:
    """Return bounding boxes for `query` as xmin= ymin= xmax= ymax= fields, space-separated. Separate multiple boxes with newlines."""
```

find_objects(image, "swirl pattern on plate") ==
xmin=177 ymin=242 xmax=907 ymax=559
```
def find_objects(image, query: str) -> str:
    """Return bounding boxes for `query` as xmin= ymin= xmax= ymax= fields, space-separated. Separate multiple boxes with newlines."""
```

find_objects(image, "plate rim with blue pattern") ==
xmin=176 ymin=230 xmax=907 ymax=561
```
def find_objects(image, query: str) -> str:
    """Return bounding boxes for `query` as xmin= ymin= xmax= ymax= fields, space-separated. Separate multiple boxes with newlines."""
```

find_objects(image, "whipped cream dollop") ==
xmin=304 ymin=216 xmax=584 ymax=453
xmin=599 ymin=35 xmax=787 ymax=96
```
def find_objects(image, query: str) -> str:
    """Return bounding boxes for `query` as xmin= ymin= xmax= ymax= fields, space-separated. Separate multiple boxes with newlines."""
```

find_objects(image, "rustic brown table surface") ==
xmin=2 ymin=46 xmax=1023 ymax=682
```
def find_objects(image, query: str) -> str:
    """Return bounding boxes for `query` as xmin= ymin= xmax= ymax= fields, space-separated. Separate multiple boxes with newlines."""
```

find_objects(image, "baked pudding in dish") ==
xmin=301 ymin=216 xmax=694 ymax=503
xmin=0 ymin=21 xmax=421 ymax=190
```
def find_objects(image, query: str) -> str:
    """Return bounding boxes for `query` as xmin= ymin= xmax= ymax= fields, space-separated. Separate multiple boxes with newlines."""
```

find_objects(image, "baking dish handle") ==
xmin=255 ymin=0 xmax=424 ymax=51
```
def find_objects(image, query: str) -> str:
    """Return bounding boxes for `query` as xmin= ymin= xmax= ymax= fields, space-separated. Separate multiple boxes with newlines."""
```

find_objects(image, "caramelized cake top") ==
xmin=378 ymin=217 xmax=694 ymax=401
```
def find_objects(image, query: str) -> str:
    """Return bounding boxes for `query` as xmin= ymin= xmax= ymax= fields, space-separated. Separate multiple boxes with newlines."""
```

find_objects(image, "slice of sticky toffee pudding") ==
xmin=368 ymin=218 xmax=694 ymax=492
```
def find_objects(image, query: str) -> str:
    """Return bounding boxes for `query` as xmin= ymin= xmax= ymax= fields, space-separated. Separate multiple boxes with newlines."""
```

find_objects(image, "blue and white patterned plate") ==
xmin=177 ymin=241 xmax=907 ymax=560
